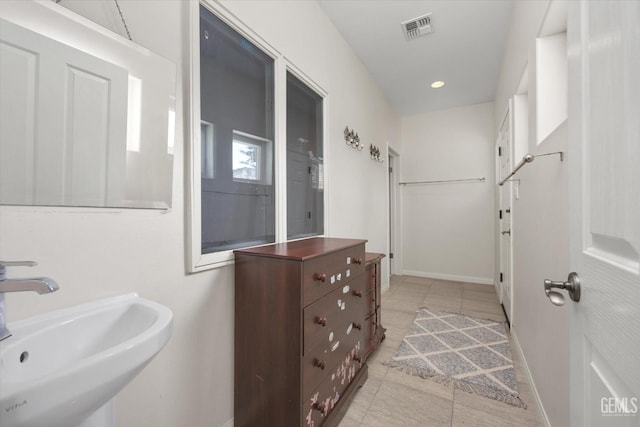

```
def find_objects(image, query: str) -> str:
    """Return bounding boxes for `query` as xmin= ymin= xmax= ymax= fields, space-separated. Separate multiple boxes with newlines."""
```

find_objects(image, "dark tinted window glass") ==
xmin=286 ymin=72 xmax=323 ymax=239
xmin=200 ymin=6 xmax=275 ymax=253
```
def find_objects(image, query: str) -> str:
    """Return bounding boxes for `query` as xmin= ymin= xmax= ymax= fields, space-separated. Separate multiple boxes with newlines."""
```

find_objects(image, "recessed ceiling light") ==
xmin=430 ymin=81 xmax=445 ymax=88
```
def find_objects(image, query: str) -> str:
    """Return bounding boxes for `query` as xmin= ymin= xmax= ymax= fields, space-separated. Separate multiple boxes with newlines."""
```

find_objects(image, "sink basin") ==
xmin=0 ymin=293 xmax=173 ymax=427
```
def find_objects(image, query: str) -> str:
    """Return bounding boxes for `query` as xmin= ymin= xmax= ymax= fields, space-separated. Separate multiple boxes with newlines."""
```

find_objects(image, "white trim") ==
xmin=186 ymin=0 xmax=202 ymax=272
xmin=187 ymin=1 xmax=329 ymax=272
xmin=494 ymin=137 xmax=501 ymax=297
xmin=387 ymin=146 xmax=401 ymax=280
xmin=188 ymin=0 xmax=282 ymax=272
xmin=274 ymin=57 xmax=287 ymax=243
xmin=510 ymin=330 xmax=551 ymax=427
xmin=402 ymin=270 xmax=494 ymax=286
xmin=322 ymin=80 xmax=330 ymax=238
xmin=497 ymin=101 xmax=515 ymax=325
xmin=199 ymin=0 xmax=281 ymax=58
xmin=284 ymin=59 xmax=328 ymax=100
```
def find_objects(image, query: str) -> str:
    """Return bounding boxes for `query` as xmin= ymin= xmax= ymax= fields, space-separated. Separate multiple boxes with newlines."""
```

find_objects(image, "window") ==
xmin=286 ymin=72 xmax=324 ymax=239
xmin=232 ymin=131 xmax=272 ymax=185
xmin=189 ymin=2 xmax=326 ymax=271
xmin=198 ymin=4 xmax=275 ymax=256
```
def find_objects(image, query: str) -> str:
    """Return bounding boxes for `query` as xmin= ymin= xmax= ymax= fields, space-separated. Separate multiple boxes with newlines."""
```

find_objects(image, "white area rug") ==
xmin=384 ymin=308 xmax=526 ymax=408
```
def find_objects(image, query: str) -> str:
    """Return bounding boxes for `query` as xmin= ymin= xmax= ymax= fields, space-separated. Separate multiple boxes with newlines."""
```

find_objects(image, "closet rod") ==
xmin=399 ymin=177 xmax=486 ymax=186
xmin=498 ymin=151 xmax=564 ymax=186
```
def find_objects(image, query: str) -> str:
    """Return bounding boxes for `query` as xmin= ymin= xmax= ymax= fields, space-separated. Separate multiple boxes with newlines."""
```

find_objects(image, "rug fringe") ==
xmin=419 ymin=306 xmax=509 ymax=326
xmin=383 ymin=361 xmax=528 ymax=409
xmin=454 ymin=379 xmax=527 ymax=409
xmin=383 ymin=360 xmax=456 ymax=386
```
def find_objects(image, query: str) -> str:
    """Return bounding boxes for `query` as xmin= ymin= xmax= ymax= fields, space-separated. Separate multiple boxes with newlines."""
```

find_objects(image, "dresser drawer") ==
xmin=365 ymin=288 xmax=377 ymax=317
xmin=302 ymin=339 xmax=365 ymax=427
xmin=302 ymin=310 xmax=365 ymax=398
xmin=303 ymin=244 xmax=365 ymax=307
xmin=364 ymin=313 xmax=373 ymax=349
xmin=303 ymin=275 xmax=365 ymax=354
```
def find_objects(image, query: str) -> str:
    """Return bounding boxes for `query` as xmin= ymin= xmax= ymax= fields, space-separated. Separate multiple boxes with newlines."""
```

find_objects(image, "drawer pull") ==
xmin=352 ymin=290 xmax=362 ymax=297
xmin=313 ymin=273 xmax=327 ymax=282
xmin=314 ymin=359 xmax=326 ymax=370
xmin=313 ymin=401 xmax=328 ymax=415
xmin=352 ymin=322 xmax=362 ymax=330
xmin=353 ymin=257 xmax=363 ymax=264
xmin=315 ymin=316 xmax=327 ymax=326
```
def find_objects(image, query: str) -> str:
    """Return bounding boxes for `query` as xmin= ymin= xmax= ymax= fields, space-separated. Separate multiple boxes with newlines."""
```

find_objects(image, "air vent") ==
xmin=401 ymin=13 xmax=432 ymax=41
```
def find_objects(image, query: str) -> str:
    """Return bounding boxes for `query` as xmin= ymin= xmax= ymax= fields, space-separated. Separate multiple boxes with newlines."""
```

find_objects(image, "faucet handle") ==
xmin=0 ymin=261 xmax=38 ymax=268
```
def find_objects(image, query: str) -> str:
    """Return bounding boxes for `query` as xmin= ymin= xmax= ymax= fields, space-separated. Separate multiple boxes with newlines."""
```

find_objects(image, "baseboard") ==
xmin=221 ymin=417 xmax=233 ymax=427
xmin=510 ymin=330 xmax=551 ymax=427
xmin=402 ymin=270 xmax=494 ymax=286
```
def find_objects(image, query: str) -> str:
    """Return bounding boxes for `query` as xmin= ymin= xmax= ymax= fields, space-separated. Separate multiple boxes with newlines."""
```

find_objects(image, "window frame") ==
xmin=187 ymin=0 xmax=329 ymax=272
xmin=284 ymin=66 xmax=327 ymax=241
xmin=231 ymin=130 xmax=273 ymax=185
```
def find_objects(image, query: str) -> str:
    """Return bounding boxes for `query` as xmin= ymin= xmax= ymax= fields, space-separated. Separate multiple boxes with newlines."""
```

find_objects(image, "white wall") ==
xmin=401 ymin=102 xmax=495 ymax=284
xmin=0 ymin=1 xmax=399 ymax=426
xmin=218 ymin=0 xmax=399 ymax=264
xmin=494 ymin=0 xmax=550 ymax=131
xmin=512 ymin=123 xmax=569 ymax=427
xmin=494 ymin=1 xmax=569 ymax=426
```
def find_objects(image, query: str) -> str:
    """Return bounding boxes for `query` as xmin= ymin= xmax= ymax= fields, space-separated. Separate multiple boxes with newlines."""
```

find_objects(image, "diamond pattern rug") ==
xmin=383 ymin=308 xmax=526 ymax=408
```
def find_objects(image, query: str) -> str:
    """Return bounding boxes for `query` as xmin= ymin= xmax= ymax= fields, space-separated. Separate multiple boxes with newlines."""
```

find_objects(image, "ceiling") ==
xmin=317 ymin=0 xmax=513 ymax=117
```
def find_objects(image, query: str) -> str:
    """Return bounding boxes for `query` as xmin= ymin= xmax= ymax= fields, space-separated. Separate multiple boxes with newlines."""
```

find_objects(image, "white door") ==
xmin=0 ymin=17 xmax=128 ymax=207
xmin=497 ymin=110 xmax=513 ymax=324
xmin=568 ymin=1 xmax=640 ymax=425
xmin=388 ymin=151 xmax=397 ymax=275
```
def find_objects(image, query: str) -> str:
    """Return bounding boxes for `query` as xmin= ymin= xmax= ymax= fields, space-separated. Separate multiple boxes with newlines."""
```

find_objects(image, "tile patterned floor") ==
xmin=338 ymin=276 xmax=543 ymax=427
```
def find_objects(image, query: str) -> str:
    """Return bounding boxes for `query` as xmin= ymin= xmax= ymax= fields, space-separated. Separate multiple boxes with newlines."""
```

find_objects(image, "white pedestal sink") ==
xmin=0 ymin=293 xmax=173 ymax=427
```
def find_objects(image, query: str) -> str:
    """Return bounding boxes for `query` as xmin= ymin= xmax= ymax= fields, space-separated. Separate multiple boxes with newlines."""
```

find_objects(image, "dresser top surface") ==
xmin=234 ymin=237 xmax=367 ymax=261
xmin=365 ymin=252 xmax=385 ymax=264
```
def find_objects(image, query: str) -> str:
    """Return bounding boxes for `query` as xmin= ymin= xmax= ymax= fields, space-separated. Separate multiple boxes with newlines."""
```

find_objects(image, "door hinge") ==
xmin=498 ymin=147 xmax=502 ymax=156
xmin=390 ymin=252 xmax=394 ymax=259
xmin=308 ymin=166 xmax=312 ymax=174
xmin=389 ymin=166 xmax=393 ymax=173
xmin=308 ymin=211 xmax=311 ymax=219
xmin=499 ymin=209 xmax=503 ymax=219
xmin=500 ymin=272 xmax=503 ymax=283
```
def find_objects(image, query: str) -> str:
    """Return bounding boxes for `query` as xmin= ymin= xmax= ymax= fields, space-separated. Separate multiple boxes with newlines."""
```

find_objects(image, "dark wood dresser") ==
xmin=364 ymin=253 xmax=386 ymax=360
xmin=234 ymin=237 xmax=369 ymax=427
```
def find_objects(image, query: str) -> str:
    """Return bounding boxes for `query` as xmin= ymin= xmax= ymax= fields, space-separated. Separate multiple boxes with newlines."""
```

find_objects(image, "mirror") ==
xmin=0 ymin=1 xmax=176 ymax=209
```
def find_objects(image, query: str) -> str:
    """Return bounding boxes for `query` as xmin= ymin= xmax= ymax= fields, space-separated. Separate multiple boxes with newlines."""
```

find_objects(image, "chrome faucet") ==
xmin=0 ymin=261 xmax=59 ymax=341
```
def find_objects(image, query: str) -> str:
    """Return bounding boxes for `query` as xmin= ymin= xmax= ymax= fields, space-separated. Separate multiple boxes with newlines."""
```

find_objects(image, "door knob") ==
xmin=544 ymin=272 xmax=580 ymax=306
xmin=501 ymin=230 xmax=511 ymax=236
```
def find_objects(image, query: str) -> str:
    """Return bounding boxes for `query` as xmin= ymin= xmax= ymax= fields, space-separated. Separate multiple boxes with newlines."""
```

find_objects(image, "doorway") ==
xmin=497 ymin=109 xmax=513 ymax=325
xmin=388 ymin=148 xmax=400 ymax=276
